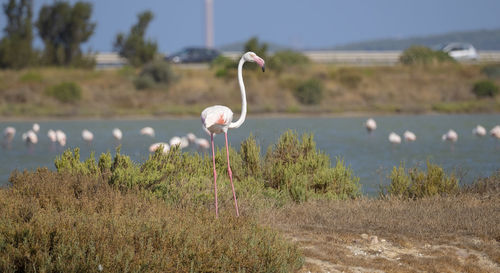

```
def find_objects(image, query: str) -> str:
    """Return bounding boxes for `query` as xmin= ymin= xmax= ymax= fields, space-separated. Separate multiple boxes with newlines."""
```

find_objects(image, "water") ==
xmin=1 ymin=114 xmax=499 ymax=195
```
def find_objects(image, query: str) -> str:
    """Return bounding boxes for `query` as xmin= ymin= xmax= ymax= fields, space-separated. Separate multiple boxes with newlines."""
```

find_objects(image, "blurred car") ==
xmin=165 ymin=47 xmax=220 ymax=63
xmin=440 ymin=42 xmax=478 ymax=61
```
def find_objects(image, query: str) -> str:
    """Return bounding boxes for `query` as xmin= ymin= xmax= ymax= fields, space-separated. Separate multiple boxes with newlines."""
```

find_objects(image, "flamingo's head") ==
xmin=243 ymin=51 xmax=265 ymax=72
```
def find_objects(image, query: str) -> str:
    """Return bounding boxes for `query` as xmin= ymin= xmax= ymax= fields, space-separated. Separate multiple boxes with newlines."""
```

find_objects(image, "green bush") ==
xmin=380 ymin=161 xmax=459 ymax=199
xmin=211 ymin=55 xmax=237 ymax=78
xmin=472 ymin=80 xmax=499 ymax=98
xmin=400 ymin=45 xmax=455 ymax=65
xmin=268 ymin=50 xmax=310 ymax=73
xmin=293 ymin=78 xmax=324 ymax=105
xmin=19 ymin=71 xmax=43 ymax=83
xmin=1 ymin=168 xmax=303 ymax=272
xmin=134 ymin=74 xmax=155 ymax=90
xmin=264 ymin=130 xmax=360 ymax=202
xmin=45 ymin=81 xmax=82 ymax=103
xmin=52 ymin=131 xmax=360 ymax=207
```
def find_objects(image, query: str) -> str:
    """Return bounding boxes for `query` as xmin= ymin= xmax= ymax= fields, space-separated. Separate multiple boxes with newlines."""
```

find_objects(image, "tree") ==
xmin=244 ymin=36 xmax=268 ymax=60
xmin=0 ymin=0 xmax=35 ymax=69
xmin=36 ymin=1 xmax=95 ymax=66
xmin=114 ymin=10 xmax=158 ymax=67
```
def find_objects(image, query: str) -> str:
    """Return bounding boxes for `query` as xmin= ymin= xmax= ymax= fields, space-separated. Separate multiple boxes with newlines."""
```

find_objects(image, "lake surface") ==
xmin=1 ymin=114 xmax=499 ymax=195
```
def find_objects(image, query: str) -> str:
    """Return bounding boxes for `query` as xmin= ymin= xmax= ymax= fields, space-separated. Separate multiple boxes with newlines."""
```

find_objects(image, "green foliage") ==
xmin=0 ymin=0 xmax=36 ymax=69
xmin=472 ymin=80 xmax=499 ymax=98
xmin=294 ymin=78 xmax=324 ymax=105
xmin=268 ymin=50 xmax=310 ymax=73
xmin=481 ymin=64 xmax=500 ymax=79
xmin=211 ymin=55 xmax=238 ymax=78
xmin=133 ymin=74 xmax=155 ymax=90
xmin=381 ymin=161 xmax=459 ymax=199
xmin=400 ymin=45 xmax=455 ymax=65
xmin=45 ymin=81 xmax=82 ymax=103
xmin=244 ymin=36 xmax=268 ymax=59
xmin=19 ymin=71 xmax=43 ymax=83
xmin=36 ymin=1 xmax=95 ymax=67
xmin=1 ymin=168 xmax=303 ymax=272
xmin=264 ymin=130 xmax=360 ymax=202
xmin=114 ymin=10 xmax=157 ymax=67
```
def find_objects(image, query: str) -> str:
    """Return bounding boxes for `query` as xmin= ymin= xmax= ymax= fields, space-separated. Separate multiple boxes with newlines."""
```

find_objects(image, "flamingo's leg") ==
xmin=225 ymin=131 xmax=240 ymax=217
xmin=211 ymin=133 xmax=218 ymax=218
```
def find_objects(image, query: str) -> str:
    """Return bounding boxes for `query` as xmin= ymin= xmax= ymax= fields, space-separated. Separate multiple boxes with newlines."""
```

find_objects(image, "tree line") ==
xmin=0 ymin=0 xmax=157 ymax=69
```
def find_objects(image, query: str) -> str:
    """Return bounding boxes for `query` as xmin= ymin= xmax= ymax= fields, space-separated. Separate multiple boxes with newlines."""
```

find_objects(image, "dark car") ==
xmin=166 ymin=47 xmax=220 ymax=63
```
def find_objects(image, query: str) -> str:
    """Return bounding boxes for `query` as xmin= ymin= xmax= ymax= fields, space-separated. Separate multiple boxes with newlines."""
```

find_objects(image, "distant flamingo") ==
xmin=169 ymin=136 xmax=189 ymax=149
xmin=47 ymin=129 xmax=57 ymax=143
xmin=149 ymin=142 xmax=170 ymax=154
xmin=112 ymin=128 xmax=122 ymax=141
xmin=442 ymin=129 xmax=458 ymax=142
xmin=56 ymin=130 xmax=67 ymax=147
xmin=388 ymin=132 xmax=401 ymax=144
xmin=32 ymin=123 xmax=40 ymax=133
xmin=403 ymin=130 xmax=416 ymax=142
xmin=201 ymin=51 xmax=265 ymax=217
xmin=195 ymin=138 xmax=210 ymax=151
xmin=22 ymin=130 xmax=38 ymax=145
xmin=82 ymin=129 xmax=94 ymax=144
xmin=490 ymin=125 xmax=500 ymax=139
xmin=473 ymin=125 xmax=486 ymax=136
xmin=365 ymin=118 xmax=377 ymax=133
xmin=186 ymin=133 xmax=197 ymax=144
xmin=3 ymin=126 xmax=16 ymax=143
xmin=140 ymin=127 xmax=155 ymax=137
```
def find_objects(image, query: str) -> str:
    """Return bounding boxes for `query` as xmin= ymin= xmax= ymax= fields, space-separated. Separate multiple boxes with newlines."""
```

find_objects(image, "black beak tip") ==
xmin=262 ymin=65 xmax=265 ymax=72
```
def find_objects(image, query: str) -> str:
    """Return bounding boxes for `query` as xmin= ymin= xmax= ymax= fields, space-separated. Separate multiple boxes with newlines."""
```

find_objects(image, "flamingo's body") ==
xmin=388 ymin=132 xmax=401 ymax=144
xmin=22 ymin=130 xmax=38 ymax=144
xmin=47 ymin=129 xmax=57 ymax=143
xmin=201 ymin=52 xmax=265 ymax=217
xmin=403 ymin=130 xmax=416 ymax=142
xmin=186 ymin=133 xmax=197 ymax=144
xmin=82 ymin=129 xmax=94 ymax=143
xmin=140 ymin=127 xmax=155 ymax=137
xmin=149 ymin=142 xmax=170 ymax=154
xmin=195 ymin=138 xmax=210 ymax=150
xmin=442 ymin=129 xmax=458 ymax=142
xmin=490 ymin=125 xmax=500 ymax=139
xmin=56 ymin=130 xmax=66 ymax=147
xmin=473 ymin=125 xmax=486 ymax=136
xmin=3 ymin=126 xmax=16 ymax=143
xmin=112 ymin=128 xmax=122 ymax=141
xmin=365 ymin=118 xmax=377 ymax=133
xmin=32 ymin=123 xmax=40 ymax=133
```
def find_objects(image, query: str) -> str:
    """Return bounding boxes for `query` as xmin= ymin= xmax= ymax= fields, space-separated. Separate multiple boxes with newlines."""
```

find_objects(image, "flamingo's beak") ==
xmin=254 ymin=56 xmax=265 ymax=72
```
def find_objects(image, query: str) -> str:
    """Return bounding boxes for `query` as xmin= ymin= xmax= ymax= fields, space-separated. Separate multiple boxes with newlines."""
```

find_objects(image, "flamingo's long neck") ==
xmin=229 ymin=57 xmax=247 ymax=129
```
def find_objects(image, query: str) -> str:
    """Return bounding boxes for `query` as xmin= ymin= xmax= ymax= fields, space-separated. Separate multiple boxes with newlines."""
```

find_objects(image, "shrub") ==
xmin=293 ymin=78 xmax=324 ymax=105
xmin=472 ymin=80 xmax=499 ymax=98
xmin=400 ymin=45 xmax=455 ymax=65
xmin=268 ymin=50 xmax=310 ymax=73
xmin=134 ymin=74 xmax=155 ymax=90
xmin=134 ymin=60 xmax=175 ymax=90
xmin=211 ymin=55 xmax=237 ymax=78
xmin=19 ymin=71 xmax=43 ymax=83
xmin=1 ymin=169 xmax=303 ymax=272
xmin=264 ymin=130 xmax=360 ymax=202
xmin=380 ymin=160 xmax=459 ymax=199
xmin=45 ymin=81 xmax=82 ymax=103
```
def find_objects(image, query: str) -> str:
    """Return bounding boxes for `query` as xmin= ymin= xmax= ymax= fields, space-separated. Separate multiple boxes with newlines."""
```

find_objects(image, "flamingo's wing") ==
xmin=201 ymin=105 xmax=233 ymax=130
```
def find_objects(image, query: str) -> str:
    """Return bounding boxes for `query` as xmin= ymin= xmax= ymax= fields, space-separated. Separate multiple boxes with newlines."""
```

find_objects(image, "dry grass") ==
xmin=1 ymin=63 xmax=499 ymax=118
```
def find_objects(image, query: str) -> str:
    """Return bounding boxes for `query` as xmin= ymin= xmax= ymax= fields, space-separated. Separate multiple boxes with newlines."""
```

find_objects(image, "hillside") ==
xmin=332 ymin=28 xmax=500 ymax=51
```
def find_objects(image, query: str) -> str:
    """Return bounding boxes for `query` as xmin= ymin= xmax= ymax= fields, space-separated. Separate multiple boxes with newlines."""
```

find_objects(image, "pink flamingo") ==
xmin=201 ymin=52 xmax=265 ymax=217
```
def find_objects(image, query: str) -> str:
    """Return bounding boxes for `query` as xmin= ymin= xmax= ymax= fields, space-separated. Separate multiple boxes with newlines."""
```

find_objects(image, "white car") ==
xmin=440 ymin=43 xmax=478 ymax=61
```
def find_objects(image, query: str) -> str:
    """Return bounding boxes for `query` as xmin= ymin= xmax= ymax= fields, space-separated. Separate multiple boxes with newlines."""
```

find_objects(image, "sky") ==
xmin=1 ymin=0 xmax=500 ymax=54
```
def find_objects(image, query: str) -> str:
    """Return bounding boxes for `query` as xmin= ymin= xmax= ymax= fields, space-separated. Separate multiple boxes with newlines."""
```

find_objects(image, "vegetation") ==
xmin=36 ymin=1 xmax=95 ymax=67
xmin=0 ymin=169 xmax=303 ymax=272
xmin=399 ymin=45 xmax=455 ymax=65
xmin=45 ymin=81 xmax=82 ymax=103
xmin=268 ymin=50 xmax=310 ymax=73
xmin=1 ymin=131 xmax=499 ymax=271
xmin=0 ymin=0 xmax=35 ymax=69
xmin=481 ymin=64 xmax=500 ymax=79
xmin=293 ymin=78 xmax=324 ymax=105
xmin=114 ymin=10 xmax=158 ymax=67
xmin=472 ymin=79 xmax=499 ymax=98
xmin=134 ymin=59 xmax=175 ymax=90
xmin=380 ymin=161 xmax=459 ymax=199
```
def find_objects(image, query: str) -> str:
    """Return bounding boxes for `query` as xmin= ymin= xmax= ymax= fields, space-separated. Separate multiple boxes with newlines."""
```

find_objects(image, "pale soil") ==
xmin=281 ymin=228 xmax=499 ymax=273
